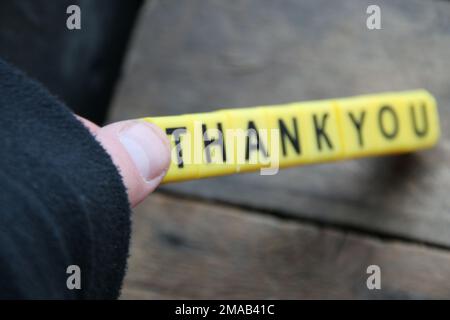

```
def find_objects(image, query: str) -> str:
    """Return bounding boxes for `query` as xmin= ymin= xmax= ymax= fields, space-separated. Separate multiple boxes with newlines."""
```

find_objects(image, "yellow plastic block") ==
xmin=225 ymin=107 xmax=271 ymax=173
xmin=397 ymin=90 xmax=439 ymax=150
xmin=141 ymin=90 xmax=440 ymax=183
xmin=337 ymin=95 xmax=390 ymax=157
xmin=289 ymin=100 xmax=343 ymax=164
xmin=264 ymin=104 xmax=303 ymax=169
xmin=143 ymin=115 xmax=198 ymax=183
xmin=192 ymin=111 xmax=237 ymax=178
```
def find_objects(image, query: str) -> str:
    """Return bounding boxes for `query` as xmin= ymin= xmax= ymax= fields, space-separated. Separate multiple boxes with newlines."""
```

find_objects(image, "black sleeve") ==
xmin=0 ymin=59 xmax=131 ymax=299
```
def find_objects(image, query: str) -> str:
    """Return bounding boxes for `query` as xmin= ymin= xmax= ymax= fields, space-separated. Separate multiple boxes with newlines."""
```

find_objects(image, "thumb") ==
xmin=95 ymin=120 xmax=171 ymax=207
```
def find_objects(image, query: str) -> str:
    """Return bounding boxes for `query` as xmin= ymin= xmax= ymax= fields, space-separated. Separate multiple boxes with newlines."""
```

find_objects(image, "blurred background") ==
xmin=2 ymin=0 xmax=450 ymax=299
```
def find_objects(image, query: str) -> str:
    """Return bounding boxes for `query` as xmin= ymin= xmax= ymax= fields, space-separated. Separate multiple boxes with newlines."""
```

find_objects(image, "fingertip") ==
xmin=75 ymin=115 xmax=100 ymax=135
xmin=95 ymin=120 xmax=171 ymax=207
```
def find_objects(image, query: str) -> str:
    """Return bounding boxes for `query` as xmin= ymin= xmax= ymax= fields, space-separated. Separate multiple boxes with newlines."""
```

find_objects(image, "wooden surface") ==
xmin=122 ymin=194 xmax=450 ymax=299
xmin=108 ymin=0 xmax=450 ymax=298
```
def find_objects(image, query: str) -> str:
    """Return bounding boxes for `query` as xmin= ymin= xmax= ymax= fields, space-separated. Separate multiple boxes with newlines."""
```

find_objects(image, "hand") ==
xmin=77 ymin=116 xmax=171 ymax=207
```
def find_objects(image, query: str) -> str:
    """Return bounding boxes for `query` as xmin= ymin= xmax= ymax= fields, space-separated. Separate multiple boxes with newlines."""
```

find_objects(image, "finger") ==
xmin=94 ymin=120 xmax=171 ymax=207
xmin=75 ymin=115 xmax=100 ymax=135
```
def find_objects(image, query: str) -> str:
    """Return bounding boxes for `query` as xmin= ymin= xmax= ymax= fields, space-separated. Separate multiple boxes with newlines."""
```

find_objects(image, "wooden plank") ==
xmin=109 ymin=0 xmax=450 ymax=246
xmin=121 ymin=193 xmax=450 ymax=299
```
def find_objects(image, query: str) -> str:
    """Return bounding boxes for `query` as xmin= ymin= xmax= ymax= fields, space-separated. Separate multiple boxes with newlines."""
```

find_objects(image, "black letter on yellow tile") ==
xmin=166 ymin=127 xmax=187 ymax=168
xmin=202 ymin=123 xmax=226 ymax=163
xmin=348 ymin=111 xmax=366 ymax=147
xmin=378 ymin=106 xmax=398 ymax=140
xmin=246 ymin=121 xmax=268 ymax=161
xmin=278 ymin=118 xmax=301 ymax=156
xmin=410 ymin=103 xmax=429 ymax=138
xmin=313 ymin=113 xmax=333 ymax=150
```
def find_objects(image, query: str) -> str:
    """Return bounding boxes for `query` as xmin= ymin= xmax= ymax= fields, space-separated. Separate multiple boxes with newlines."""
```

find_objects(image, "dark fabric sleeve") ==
xmin=0 ymin=59 xmax=131 ymax=299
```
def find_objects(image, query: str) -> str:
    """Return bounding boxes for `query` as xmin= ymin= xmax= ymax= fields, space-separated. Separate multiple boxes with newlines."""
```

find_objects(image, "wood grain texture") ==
xmin=109 ymin=0 xmax=450 ymax=247
xmin=121 ymin=194 xmax=450 ymax=299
